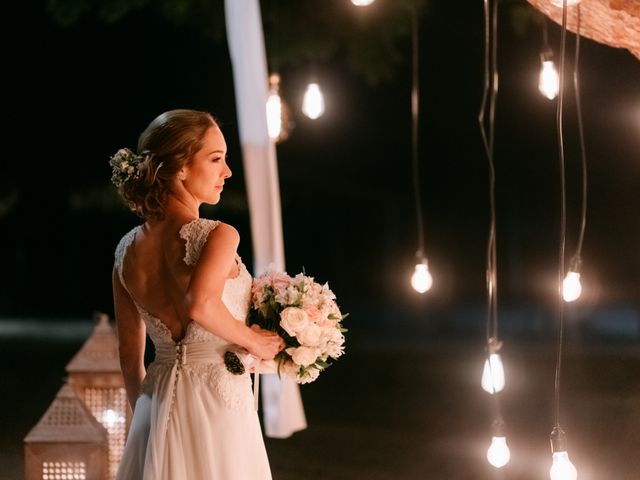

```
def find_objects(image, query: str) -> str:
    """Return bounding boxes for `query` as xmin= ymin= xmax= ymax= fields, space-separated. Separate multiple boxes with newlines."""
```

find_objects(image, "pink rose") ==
xmin=306 ymin=305 xmax=322 ymax=324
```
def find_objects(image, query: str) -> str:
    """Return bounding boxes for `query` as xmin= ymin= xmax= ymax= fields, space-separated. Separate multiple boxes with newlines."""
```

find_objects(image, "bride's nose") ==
xmin=224 ymin=164 xmax=232 ymax=179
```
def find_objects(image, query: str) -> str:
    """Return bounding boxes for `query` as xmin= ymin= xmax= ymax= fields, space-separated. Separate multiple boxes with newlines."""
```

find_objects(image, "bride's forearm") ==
xmin=121 ymin=363 xmax=145 ymax=411
xmin=187 ymin=295 xmax=256 ymax=350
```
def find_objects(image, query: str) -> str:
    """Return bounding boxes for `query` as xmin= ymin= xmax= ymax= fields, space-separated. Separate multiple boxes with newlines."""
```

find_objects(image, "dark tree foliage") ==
xmin=47 ymin=0 xmax=430 ymax=85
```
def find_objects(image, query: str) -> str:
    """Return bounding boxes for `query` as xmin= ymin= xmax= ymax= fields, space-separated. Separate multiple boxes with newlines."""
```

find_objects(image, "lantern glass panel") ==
xmin=42 ymin=461 xmax=87 ymax=479
xmin=84 ymin=387 xmax=127 ymax=479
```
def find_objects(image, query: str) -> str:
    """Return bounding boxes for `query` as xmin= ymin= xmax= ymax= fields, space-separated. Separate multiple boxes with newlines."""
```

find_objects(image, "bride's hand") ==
xmin=247 ymin=325 xmax=284 ymax=360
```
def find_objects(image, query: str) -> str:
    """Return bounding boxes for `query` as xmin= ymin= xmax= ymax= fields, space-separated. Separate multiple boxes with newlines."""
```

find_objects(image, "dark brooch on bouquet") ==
xmin=224 ymin=351 xmax=245 ymax=375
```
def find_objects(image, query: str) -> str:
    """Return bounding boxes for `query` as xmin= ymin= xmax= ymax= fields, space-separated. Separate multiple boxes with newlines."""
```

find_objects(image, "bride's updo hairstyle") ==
xmin=111 ymin=109 xmax=217 ymax=221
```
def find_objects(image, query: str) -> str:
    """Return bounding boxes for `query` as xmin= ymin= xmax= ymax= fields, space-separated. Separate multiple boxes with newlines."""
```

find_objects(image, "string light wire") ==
xmin=571 ymin=6 xmax=588 ymax=267
xmin=410 ymin=5 xmax=426 ymax=261
xmin=478 ymin=0 xmax=510 ymax=468
xmin=554 ymin=0 xmax=569 ymax=432
xmin=479 ymin=0 xmax=501 ymax=363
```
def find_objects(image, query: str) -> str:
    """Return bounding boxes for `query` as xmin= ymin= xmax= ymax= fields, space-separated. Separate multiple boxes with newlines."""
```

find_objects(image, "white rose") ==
xmin=280 ymin=307 xmax=309 ymax=337
xmin=325 ymin=341 xmax=345 ymax=359
xmin=298 ymin=367 xmax=321 ymax=384
xmin=279 ymin=360 xmax=300 ymax=378
xmin=287 ymin=346 xmax=320 ymax=366
xmin=297 ymin=323 xmax=322 ymax=347
xmin=321 ymin=326 xmax=343 ymax=344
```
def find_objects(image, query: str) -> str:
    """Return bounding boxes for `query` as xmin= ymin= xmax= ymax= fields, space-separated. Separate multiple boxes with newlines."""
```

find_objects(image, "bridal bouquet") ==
xmin=247 ymin=269 xmax=347 ymax=384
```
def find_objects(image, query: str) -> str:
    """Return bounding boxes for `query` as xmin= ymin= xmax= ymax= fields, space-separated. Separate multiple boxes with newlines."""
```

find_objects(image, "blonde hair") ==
xmin=113 ymin=109 xmax=217 ymax=221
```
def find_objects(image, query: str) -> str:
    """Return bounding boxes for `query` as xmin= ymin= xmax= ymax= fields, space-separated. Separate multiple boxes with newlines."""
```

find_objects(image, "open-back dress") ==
xmin=113 ymin=218 xmax=271 ymax=480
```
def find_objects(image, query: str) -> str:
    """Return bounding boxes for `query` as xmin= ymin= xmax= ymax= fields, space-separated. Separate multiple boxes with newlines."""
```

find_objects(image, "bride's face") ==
xmin=181 ymin=125 xmax=231 ymax=205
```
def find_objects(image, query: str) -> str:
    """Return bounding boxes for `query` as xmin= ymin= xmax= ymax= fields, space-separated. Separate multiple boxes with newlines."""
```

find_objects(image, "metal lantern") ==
xmin=24 ymin=383 xmax=108 ymax=480
xmin=66 ymin=314 xmax=129 ymax=480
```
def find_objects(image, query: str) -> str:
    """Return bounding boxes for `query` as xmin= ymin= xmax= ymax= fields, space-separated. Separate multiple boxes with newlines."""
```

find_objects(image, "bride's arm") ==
xmin=184 ymin=223 xmax=282 ymax=360
xmin=112 ymin=267 xmax=146 ymax=411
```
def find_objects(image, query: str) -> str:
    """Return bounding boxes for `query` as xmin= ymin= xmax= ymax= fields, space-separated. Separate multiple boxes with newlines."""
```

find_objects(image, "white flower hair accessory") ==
xmin=109 ymin=148 xmax=147 ymax=187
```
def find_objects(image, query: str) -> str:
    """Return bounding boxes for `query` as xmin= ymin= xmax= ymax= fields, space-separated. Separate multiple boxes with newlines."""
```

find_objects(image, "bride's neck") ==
xmin=163 ymin=192 xmax=200 ymax=221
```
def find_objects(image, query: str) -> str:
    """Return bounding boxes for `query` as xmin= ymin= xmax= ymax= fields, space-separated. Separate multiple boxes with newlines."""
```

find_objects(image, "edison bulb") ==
xmin=539 ymin=60 xmax=560 ymax=100
xmin=411 ymin=263 xmax=433 ymax=293
xmin=302 ymin=83 xmax=325 ymax=119
xmin=550 ymin=451 xmax=578 ymax=480
xmin=351 ymin=0 xmax=376 ymax=5
xmin=267 ymin=91 xmax=283 ymax=140
xmin=562 ymin=271 xmax=582 ymax=302
xmin=550 ymin=0 xmax=582 ymax=6
xmin=487 ymin=436 xmax=511 ymax=468
xmin=481 ymin=353 xmax=505 ymax=394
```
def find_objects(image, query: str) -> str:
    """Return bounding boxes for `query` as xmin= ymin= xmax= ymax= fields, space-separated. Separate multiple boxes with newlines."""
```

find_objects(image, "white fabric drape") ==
xmin=224 ymin=0 xmax=307 ymax=439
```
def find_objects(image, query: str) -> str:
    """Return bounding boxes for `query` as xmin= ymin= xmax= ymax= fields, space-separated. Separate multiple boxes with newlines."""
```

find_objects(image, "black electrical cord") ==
xmin=554 ymin=0 xmax=569 ymax=430
xmin=410 ymin=6 xmax=425 ymax=261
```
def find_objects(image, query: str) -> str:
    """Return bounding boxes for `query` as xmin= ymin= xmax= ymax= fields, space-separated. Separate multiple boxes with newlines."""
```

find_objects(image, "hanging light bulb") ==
xmin=562 ymin=256 xmax=583 ymax=302
xmin=266 ymin=73 xmax=293 ymax=143
xmin=487 ymin=418 xmax=511 ymax=468
xmin=549 ymin=427 xmax=578 ymax=480
xmin=487 ymin=436 xmax=510 ymax=468
xmin=550 ymin=452 xmax=578 ymax=480
xmin=481 ymin=352 xmax=505 ymax=394
xmin=266 ymin=76 xmax=283 ymax=140
xmin=550 ymin=0 xmax=581 ymax=7
xmin=411 ymin=261 xmax=433 ymax=293
xmin=539 ymin=57 xmax=560 ymax=100
xmin=302 ymin=82 xmax=325 ymax=120
xmin=351 ymin=0 xmax=376 ymax=5
xmin=562 ymin=271 xmax=582 ymax=302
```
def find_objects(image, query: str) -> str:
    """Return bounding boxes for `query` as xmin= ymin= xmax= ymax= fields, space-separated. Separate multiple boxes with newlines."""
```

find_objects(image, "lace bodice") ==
xmin=114 ymin=218 xmax=252 ymax=347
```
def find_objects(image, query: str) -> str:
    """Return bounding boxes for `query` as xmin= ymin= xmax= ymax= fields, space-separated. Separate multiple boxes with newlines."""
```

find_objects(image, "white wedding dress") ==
xmin=114 ymin=218 xmax=272 ymax=480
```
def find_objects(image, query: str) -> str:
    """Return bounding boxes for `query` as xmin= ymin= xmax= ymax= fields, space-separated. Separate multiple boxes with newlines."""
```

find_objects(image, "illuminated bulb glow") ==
xmin=351 ymin=0 xmax=376 ymax=5
xmin=539 ymin=60 xmax=560 ymax=100
xmin=550 ymin=451 xmax=578 ymax=480
xmin=411 ymin=263 xmax=433 ymax=293
xmin=266 ymin=92 xmax=283 ymax=140
xmin=101 ymin=408 xmax=125 ymax=428
xmin=487 ymin=436 xmax=511 ymax=468
xmin=481 ymin=353 xmax=505 ymax=394
xmin=550 ymin=0 xmax=582 ymax=6
xmin=302 ymin=83 xmax=325 ymax=119
xmin=562 ymin=271 xmax=582 ymax=302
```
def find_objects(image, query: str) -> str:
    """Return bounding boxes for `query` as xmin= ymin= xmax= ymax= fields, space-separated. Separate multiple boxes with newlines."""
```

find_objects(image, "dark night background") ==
xmin=1 ymin=0 xmax=640 ymax=479
xmin=1 ymin=0 xmax=639 ymax=323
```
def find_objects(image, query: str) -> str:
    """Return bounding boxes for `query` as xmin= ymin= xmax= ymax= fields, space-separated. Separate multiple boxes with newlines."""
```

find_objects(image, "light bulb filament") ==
xmin=302 ymin=83 xmax=325 ymax=120
xmin=562 ymin=271 xmax=582 ymax=302
xmin=539 ymin=60 xmax=560 ymax=100
xmin=481 ymin=353 xmax=505 ymax=394
xmin=487 ymin=436 xmax=510 ymax=468
xmin=411 ymin=262 xmax=433 ymax=293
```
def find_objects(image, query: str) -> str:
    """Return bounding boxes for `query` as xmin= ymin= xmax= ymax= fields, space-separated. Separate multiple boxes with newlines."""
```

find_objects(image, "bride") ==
xmin=110 ymin=109 xmax=283 ymax=479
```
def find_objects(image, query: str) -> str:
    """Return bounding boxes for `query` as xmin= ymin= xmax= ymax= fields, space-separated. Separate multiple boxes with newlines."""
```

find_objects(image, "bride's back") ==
xmin=121 ymin=220 xmax=192 ymax=341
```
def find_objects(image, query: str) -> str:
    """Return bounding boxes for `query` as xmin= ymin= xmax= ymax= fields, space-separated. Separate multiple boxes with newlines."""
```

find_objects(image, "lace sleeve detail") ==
xmin=179 ymin=219 xmax=221 ymax=266
xmin=114 ymin=227 xmax=140 ymax=288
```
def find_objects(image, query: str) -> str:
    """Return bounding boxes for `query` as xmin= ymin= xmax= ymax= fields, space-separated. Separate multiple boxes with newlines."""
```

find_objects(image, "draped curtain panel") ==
xmin=224 ymin=0 xmax=307 ymax=439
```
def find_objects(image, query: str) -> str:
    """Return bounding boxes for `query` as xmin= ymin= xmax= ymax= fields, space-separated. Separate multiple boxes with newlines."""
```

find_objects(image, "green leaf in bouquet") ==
xmin=314 ymin=359 xmax=331 ymax=370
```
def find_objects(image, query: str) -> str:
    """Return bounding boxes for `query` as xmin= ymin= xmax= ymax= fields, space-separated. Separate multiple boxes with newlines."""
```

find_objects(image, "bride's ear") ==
xmin=178 ymin=168 xmax=187 ymax=181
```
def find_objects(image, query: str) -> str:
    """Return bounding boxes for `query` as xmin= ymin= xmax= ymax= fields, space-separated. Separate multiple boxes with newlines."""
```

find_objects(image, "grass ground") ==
xmin=2 ymin=327 xmax=640 ymax=479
